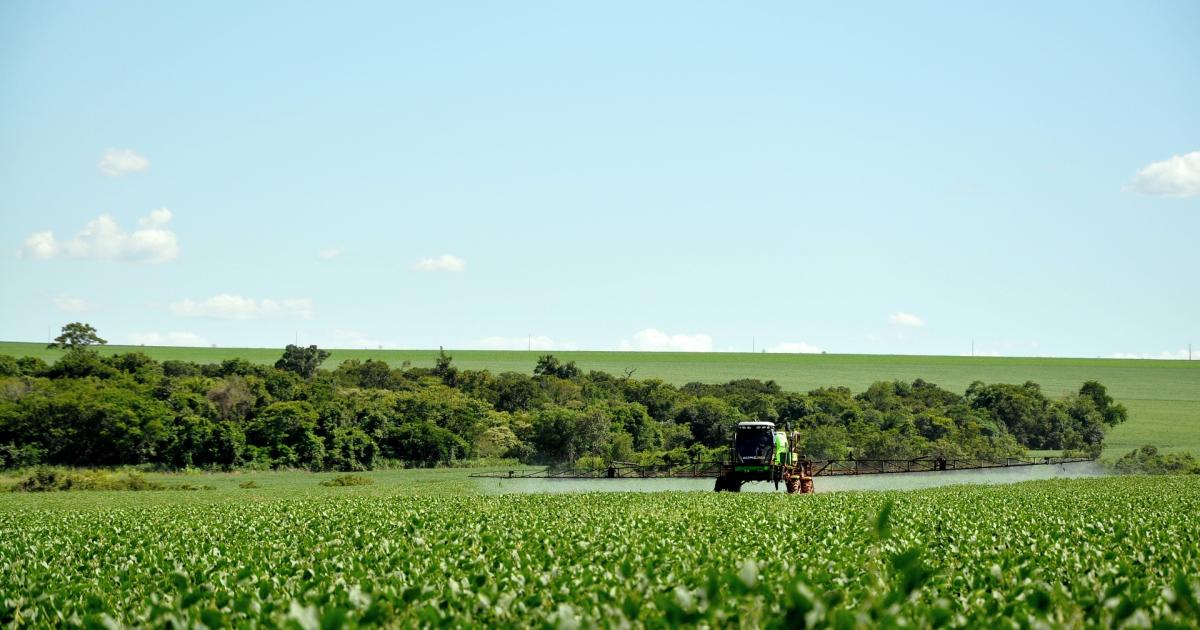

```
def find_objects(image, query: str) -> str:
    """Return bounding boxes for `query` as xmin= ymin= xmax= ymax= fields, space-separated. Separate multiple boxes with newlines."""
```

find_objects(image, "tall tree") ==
xmin=274 ymin=344 xmax=330 ymax=379
xmin=48 ymin=322 xmax=107 ymax=350
xmin=432 ymin=346 xmax=458 ymax=387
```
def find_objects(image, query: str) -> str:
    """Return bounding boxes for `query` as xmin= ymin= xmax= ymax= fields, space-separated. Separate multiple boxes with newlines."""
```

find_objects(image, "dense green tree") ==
xmin=16 ymin=356 xmax=48 ymax=377
xmin=274 ymin=345 xmax=331 ymax=379
xmin=0 ymin=355 xmax=19 ymax=378
xmin=335 ymin=359 xmax=398 ymax=390
xmin=675 ymin=397 xmax=742 ymax=448
xmin=475 ymin=424 xmax=521 ymax=459
xmin=0 ymin=349 xmax=1127 ymax=470
xmin=623 ymin=379 xmax=680 ymax=423
xmin=159 ymin=414 xmax=244 ymax=469
xmin=485 ymin=372 xmax=543 ymax=412
xmin=245 ymin=401 xmax=325 ymax=469
xmin=325 ymin=426 xmax=378 ymax=471
xmin=45 ymin=349 xmax=118 ymax=380
xmin=529 ymin=407 xmax=582 ymax=463
xmin=1079 ymin=381 xmax=1128 ymax=427
xmin=0 ymin=379 xmax=168 ymax=466
xmin=432 ymin=347 xmax=458 ymax=387
xmin=381 ymin=422 xmax=467 ymax=466
xmin=1112 ymin=445 xmax=1199 ymax=475
xmin=534 ymin=355 xmax=581 ymax=379
xmin=48 ymin=322 xmax=107 ymax=350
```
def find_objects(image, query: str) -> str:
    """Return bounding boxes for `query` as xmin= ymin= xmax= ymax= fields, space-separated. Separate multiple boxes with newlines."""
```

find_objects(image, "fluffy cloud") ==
xmin=169 ymin=294 xmax=313 ymax=320
xmin=1111 ymin=348 xmax=1194 ymax=360
xmin=129 ymin=331 xmax=209 ymax=347
xmin=888 ymin=312 xmax=924 ymax=327
xmin=18 ymin=209 xmax=179 ymax=264
xmin=53 ymin=295 xmax=92 ymax=313
xmin=477 ymin=335 xmax=578 ymax=351
xmin=1128 ymin=151 xmax=1200 ymax=198
xmin=98 ymin=148 xmax=150 ymax=177
xmin=768 ymin=341 xmax=824 ymax=354
xmin=330 ymin=329 xmax=393 ymax=349
xmin=412 ymin=254 xmax=465 ymax=272
xmin=619 ymin=328 xmax=712 ymax=352
xmin=318 ymin=247 xmax=343 ymax=260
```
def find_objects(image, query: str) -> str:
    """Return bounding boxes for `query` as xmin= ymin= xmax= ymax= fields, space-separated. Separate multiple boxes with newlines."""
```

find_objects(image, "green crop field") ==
xmin=3 ymin=341 xmax=1198 ymax=457
xmin=1 ymin=471 xmax=1198 ymax=627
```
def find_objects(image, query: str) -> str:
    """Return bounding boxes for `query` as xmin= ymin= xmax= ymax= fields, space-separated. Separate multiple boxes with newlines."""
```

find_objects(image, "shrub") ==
xmin=11 ymin=468 xmax=166 ymax=492
xmin=320 ymin=474 xmax=373 ymax=487
xmin=1111 ymin=446 xmax=1200 ymax=475
xmin=239 ymin=480 xmax=260 ymax=489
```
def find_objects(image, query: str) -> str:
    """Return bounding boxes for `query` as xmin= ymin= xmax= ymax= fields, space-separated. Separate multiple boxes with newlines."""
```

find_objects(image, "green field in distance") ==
xmin=2 ymin=341 xmax=1197 ymax=457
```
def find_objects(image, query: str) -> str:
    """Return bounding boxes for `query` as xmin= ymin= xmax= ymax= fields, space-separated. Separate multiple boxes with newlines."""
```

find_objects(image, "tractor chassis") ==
xmin=714 ymin=462 xmax=814 ymax=494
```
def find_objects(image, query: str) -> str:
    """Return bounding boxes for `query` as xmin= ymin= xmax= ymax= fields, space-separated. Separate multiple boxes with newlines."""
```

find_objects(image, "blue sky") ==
xmin=1 ymin=1 xmax=1197 ymax=357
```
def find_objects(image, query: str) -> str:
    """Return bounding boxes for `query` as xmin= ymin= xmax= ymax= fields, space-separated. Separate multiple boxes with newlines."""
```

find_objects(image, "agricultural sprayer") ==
xmin=470 ymin=421 xmax=1094 ymax=493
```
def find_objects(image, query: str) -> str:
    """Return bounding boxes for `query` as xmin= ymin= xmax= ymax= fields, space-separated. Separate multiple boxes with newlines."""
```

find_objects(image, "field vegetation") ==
xmin=0 ymin=332 xmax=1132 ymax=471
xmin=0 ymin=474 xmax=1196 ymax=627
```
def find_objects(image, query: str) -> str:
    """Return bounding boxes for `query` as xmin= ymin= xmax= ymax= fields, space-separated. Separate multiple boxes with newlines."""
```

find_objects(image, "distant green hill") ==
xmin=2 ymin=341 xmax=1196 ymax=457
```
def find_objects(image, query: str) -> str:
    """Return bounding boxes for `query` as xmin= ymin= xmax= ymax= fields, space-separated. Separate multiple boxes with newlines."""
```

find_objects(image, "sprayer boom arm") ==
xmin=467 ymin=456 xmax=1093 ymax=480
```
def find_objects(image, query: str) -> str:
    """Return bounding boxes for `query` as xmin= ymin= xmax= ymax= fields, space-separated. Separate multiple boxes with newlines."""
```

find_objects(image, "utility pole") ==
xmin=971 ymin=339 xmax=974 ymax=357
xmin=752 ymin=337 xmax=755 ymax=354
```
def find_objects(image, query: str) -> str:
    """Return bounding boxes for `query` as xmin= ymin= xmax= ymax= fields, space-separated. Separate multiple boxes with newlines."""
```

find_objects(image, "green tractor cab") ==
xmin=715 ymin=421 xmax=813 ymax=493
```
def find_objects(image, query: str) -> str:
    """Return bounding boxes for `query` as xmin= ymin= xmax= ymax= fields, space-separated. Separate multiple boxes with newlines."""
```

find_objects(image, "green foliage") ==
xmin=432 ymin=347 xmax=458 ymax=387
xmin=10 ymin=468 xmax=165 ymax=492
xmin=245 ymin=402 xmax=325 ymax=469
xmin=965 ymin=380 xmax=1116 ymax=451
xmin=675 ymin=396 xmax=742 ymax=447
xmin=47 ymin=322 xmax=107 ymax=350
xmin=318 ymin=473 xmax=373 ymax=487
xmin=533 ymin=354 xmax=581 ymax=379
xmin=0 ymin=476 xmax=1196 ymax=626
xmin=274 ymin=344 xmax=331 ymax=379
xmin=0 ymin=355 xmax=18 ymax=378
xmin=0 ymin=345 xmax=1135 ymax=471
xmin=1112 ymin=445 xmax=1200 ymax=475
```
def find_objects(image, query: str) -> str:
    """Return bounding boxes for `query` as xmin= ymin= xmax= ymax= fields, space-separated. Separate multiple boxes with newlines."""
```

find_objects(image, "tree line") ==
xmin=0 ymin=325 xmax=1127 ymax=470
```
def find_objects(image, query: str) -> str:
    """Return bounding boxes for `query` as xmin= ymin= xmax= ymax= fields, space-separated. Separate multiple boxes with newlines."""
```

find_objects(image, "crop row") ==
xmin=1 ymin=476 xmax=1198 ymax=627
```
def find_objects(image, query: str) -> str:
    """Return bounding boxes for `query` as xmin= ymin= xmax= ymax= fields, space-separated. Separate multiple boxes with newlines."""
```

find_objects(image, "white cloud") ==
xmin=477 ymin=335 xmax=578 ymax=351
xmin=17 ymin=209 xmax=179 ymax=264
xmin=412 ymin=254 xmax=465 ymax=272
xmin=21 ymin=232 xmax=57 ymax=259
xmin=1128 ymin=151 xmax=1200 ymax=198
xmin=1111 ymin=348 xmax=1194 ymax=360
xmin=52 ymin=295 xmax=92 ymax=313
xmin=98 ymin=148 xmax=150 ymax=177
xmin=139 ymin=208 xmax=172 ymax=228
xmin=330 ymin=329 xmax=394 ymax=349
xmin=888 ymin=312 xmax=924 ymax=327
xmin=129 ymin=331 xmax=208 ymax=347
xmin=169 ymin=294 xmax=313 ymax=320
xmin=619 ymin=328 xmax=712 ymax=352
xmin=318 ymin=247 xmax=343 ymax=260
xmin=768 ymin=341 xmax=824 ymax=354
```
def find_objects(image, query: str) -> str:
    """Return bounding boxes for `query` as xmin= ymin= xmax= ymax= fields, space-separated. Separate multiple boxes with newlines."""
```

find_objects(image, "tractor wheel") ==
xmin=786 ymin=477 xmax=801 ymax=494
xmin=713 ymin=477 xmax=727 ymax=492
